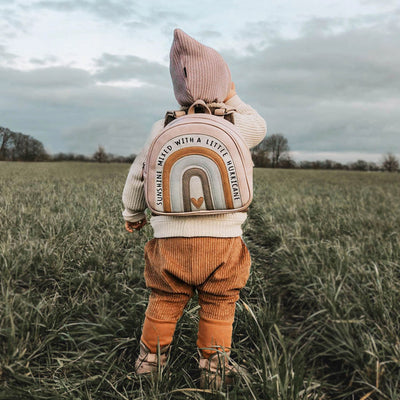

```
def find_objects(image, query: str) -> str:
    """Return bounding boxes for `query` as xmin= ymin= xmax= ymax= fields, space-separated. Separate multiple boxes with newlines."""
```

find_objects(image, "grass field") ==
xmin=1 ymin=162 xmax=399 ymax=399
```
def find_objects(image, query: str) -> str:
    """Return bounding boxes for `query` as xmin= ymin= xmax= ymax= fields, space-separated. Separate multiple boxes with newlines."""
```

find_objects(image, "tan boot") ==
xmin=135 ymin=341 xmax=170 ymax=375
xmin=198 ymin=349 xmax=240 ymax=390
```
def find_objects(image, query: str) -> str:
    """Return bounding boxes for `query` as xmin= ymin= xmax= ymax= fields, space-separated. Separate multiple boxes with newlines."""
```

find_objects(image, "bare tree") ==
xmin=251 ymin=133 xmax=290 ymax=168
xmin=93 ymin=145 xmax=108 ymax=163
xmin=265 ymin=133 xmax=290 ymax=168
xmin=251 ymin=137 xmax=269 ymax=167
xmin=0 ymin=126 xmax=48 ymax=161
xmin=0 ymin=127 xmax=12 ymax=160
xmin=251 ymin=147 xmax=270 ymax=167
xmin=382 ymin=153 xmax=399 ymax=172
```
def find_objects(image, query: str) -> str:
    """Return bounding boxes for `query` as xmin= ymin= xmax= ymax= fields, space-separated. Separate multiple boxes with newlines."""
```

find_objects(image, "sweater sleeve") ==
xmin=122 ymin=120 xmax=164 ymax=222
xmin=225 ymin=94 xmax=267 ymax=149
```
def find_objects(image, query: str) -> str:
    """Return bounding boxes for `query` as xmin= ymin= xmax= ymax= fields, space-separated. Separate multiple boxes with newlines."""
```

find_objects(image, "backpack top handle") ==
xmin=187 ymin=99 xmax=212 ymax=115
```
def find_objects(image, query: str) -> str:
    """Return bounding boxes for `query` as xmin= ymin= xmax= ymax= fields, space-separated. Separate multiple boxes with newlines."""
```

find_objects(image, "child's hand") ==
xmin=125 ymin=218 xmax=147 ymax=232
xmin=224 ymin=82 xmax=236 ymax=102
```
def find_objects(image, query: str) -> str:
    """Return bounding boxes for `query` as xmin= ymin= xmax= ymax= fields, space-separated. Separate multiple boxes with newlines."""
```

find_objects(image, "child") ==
xmin=122 ymin=28 xmax=266 ymax=387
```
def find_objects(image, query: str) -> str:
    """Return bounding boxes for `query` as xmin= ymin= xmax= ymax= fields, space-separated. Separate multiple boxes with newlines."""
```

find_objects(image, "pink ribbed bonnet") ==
xmin=169 ymin=29 xmax=231 ymax=106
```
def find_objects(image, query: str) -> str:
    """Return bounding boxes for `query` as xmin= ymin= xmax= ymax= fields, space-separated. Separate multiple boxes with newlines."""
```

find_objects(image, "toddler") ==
xmin=122 ymin=28 xmax=266 ymax=387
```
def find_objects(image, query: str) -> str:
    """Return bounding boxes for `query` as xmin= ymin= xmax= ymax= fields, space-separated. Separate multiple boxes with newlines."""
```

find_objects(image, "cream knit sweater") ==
xmin=122 ymin=95 xmax=266 ymax=238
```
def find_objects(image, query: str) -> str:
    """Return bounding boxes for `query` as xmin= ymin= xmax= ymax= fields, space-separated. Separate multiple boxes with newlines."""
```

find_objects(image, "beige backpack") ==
xmin=143 ymin=100 xmax=253 ymax=216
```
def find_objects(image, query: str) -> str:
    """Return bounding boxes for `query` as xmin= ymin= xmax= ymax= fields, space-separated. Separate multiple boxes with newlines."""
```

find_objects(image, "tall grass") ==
xmin=0 ymin=162 xmax=399 ymax=399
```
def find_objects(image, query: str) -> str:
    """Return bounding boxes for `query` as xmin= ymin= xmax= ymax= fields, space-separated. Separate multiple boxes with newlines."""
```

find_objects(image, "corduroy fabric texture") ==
xmin=169 ymin=28 xmax=231 ymax=106
xmin=141 ymin=236 xmax=251 ymax=356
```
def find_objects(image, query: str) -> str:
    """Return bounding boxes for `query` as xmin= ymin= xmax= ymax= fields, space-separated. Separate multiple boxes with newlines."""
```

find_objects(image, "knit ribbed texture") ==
xmin=122 ymin=95 xmax=267 ymax=236
xmin=150 ymin=213 xmax=247 ymax=238
xmin=140 ymin=237 xmax=251 ymax=355
xmin=170 ymin=29 xmax=231 ymax=106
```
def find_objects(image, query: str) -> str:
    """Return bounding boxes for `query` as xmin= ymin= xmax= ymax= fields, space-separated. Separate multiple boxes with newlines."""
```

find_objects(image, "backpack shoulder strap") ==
xmin=164 ymin=110 xmax=186 ymax=127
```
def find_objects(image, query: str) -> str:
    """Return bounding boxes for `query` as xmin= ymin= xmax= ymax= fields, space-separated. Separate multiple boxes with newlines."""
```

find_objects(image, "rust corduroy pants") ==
xmin=141 ymin=237 xmax=251 ymax=358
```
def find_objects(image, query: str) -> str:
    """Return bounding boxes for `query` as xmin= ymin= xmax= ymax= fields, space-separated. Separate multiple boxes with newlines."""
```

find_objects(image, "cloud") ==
xmin=360 ymin=0 xmax=398 ymax=5
xmin=0 ymin=63 xmax=176 ymax=155
xmin=94 ymin=53 xmax=170 ymax=87
xmin=58 ymin=82 xmax=176 ymax=155
xmin=0 ymin=66 xmax=93 ymax=89
xmin=0 ymin=45 xmax=17 ymax=63
xmin=224 ymin=13 xmax=400 ymax=157
xmin=29 ymin=55 xmax=59 ymax=65
xmin=34 ymin=0 xmax=137 ymax=22
xmin=231 ymin=28 xmax=399 ymax=104
xmin=34 ymin=0 xmax=190 ymax=28
xmin=0 ymin=4 xmax=26 ymax=40
xmin=300 ymin=17 xmax=346 ymax=36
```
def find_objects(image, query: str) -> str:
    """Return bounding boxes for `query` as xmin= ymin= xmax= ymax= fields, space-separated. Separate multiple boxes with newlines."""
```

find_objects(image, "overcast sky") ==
xmin=1 ymin=0 xmax=399 ymax=162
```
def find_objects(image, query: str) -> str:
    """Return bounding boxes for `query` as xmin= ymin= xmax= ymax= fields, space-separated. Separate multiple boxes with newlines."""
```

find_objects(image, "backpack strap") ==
xmin=212 ymin=104 xmax=235 ymax=124
xmin=164 ymin=110 xmax=186 ymax=126
xmin=213 ymin=105 xmax=235 ymax=124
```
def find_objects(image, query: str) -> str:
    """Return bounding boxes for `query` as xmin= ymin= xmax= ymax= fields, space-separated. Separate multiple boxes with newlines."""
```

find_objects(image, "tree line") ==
xmin=251 ymin=133 xmax=399 ymax=172
xmin=52 ymin=146 xmax=135 ymax=164
xmin=0 ymin=127 xmax=135 ymax=163
xmin=1 ymin=126 xmax=399 ymax=172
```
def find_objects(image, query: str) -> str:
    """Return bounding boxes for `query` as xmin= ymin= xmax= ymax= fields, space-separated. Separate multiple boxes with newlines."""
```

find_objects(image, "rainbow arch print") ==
xmin=163 ymin=147 xmax=234 ymax=212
